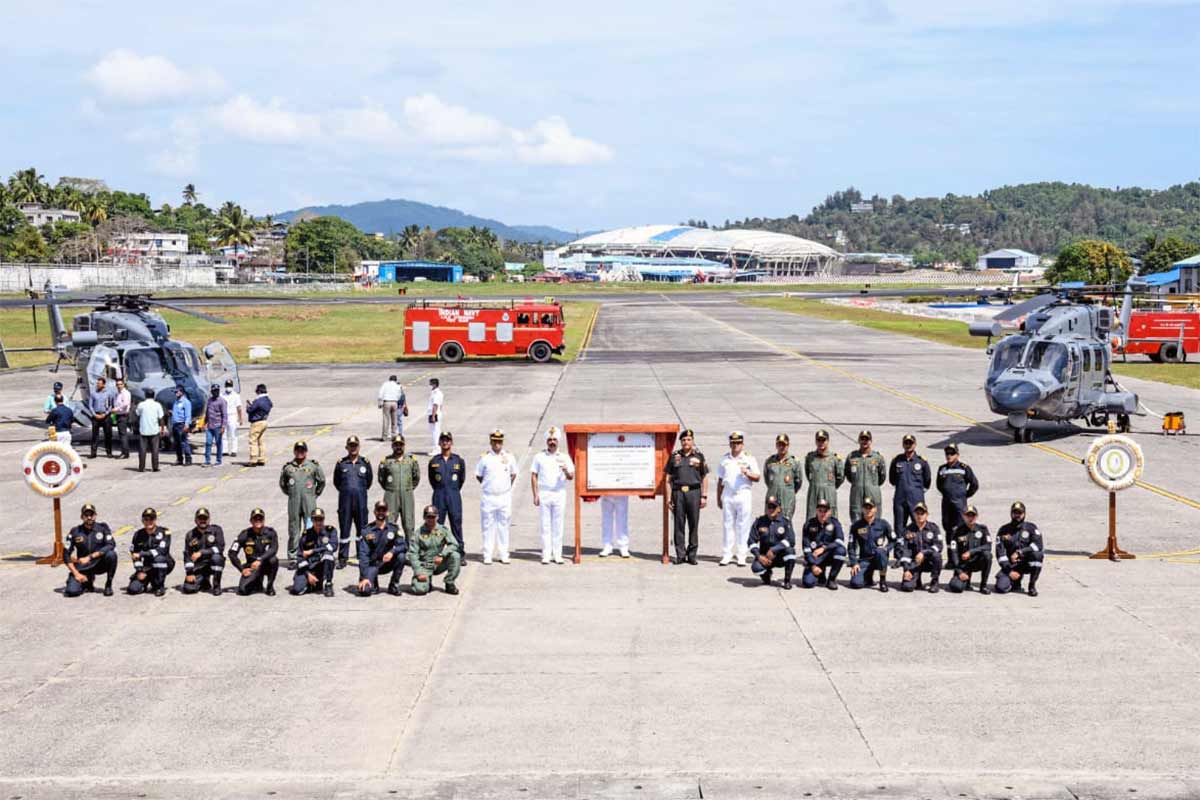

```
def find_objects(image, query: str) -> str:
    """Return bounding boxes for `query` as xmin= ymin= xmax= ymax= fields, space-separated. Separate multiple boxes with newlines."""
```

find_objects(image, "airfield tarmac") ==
xmin=1 ymin=296 xmax=1199 ymax=799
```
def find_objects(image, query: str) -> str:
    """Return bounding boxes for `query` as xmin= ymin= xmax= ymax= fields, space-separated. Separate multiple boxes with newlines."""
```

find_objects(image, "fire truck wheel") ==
xmin=438 ymin=341 xmax=465 ymax=364
xmin=1159 ymin=342 xmax=1183 ymax=363
xmin=528 ymin=341 xmax=553 ymax=363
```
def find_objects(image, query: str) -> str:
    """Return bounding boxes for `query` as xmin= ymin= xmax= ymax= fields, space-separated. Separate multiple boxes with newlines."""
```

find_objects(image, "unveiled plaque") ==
xmin=586 ymin=432 xmax=656 ymax=490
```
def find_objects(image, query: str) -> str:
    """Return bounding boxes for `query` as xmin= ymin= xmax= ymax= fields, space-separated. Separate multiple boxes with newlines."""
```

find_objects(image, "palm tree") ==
xmin=400 ymin=224 xmax=422 ymax=256
xmin=86 ymin=198 xmax=108 ymax=226
xmin=63 ymin=190 xmax=87 ymax=214
xmin=182 ymin=184 xmax=197 ymax=206
xmin=214 ymin=204 xmax=255 ymax=249
xmin=9 ymin=167 xmax=46 ymax=204
xmin=259 ymin=213 xmax=274 ymax=230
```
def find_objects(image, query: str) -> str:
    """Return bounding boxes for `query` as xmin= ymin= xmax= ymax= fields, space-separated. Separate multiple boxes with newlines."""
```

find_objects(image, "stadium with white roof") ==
xmin=553 ymin=224 xmax=842 ymax=278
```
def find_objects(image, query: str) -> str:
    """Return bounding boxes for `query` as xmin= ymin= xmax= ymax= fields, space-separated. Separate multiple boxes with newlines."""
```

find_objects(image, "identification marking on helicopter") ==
xmin=1085 ymin=435 xmax=1145 ymax=492
xmin=23 ymin=440 xmax=83 ymax=498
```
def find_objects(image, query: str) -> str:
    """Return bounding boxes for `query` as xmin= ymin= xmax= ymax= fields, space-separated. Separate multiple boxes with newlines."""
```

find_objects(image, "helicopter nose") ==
xmin=991 ymin=379 xmax=1042 ymax=411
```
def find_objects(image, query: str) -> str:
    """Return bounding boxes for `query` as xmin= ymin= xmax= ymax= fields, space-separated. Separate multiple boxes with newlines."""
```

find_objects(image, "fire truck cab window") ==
xmin=517 ymin=313 xmax=530 ymax=324
xmin=541 ymin=313 xmax=554 ymax=325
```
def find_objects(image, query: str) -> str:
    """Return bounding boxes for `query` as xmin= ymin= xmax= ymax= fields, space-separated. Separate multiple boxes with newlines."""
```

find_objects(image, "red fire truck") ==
xmin=1121 ymin=308 xmax=1200 ymax=362
xmin=403 ymin=300 xmax=566 ymax=363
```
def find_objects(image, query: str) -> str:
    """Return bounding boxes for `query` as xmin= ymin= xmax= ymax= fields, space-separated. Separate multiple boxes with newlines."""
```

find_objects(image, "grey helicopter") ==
xmin=795 ymin=277 xmax=1144 ymax=442
xmin=968 ymin=284 xmax=1140 ymax=441
xmin=1 ymin=287 xmax=240 ymax=427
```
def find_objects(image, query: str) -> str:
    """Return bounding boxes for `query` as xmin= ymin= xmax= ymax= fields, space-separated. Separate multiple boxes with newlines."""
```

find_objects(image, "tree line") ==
xmin=716 ymin=182 xmax=1200 ymax=272
xmin=0 ymin=168 xmax=546 ymax=278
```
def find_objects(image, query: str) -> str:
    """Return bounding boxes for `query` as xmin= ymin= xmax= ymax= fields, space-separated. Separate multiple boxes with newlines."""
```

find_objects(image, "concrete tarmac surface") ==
xmin=1 ymin=297 xmax=1199 ymax=799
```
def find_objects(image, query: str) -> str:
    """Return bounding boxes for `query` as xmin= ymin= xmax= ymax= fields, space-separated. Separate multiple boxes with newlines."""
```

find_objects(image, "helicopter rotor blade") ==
xmin=147 ymin=300 xmax=229 ymax=325
xmin=993 ymin=293 xmax=1059 ymax=323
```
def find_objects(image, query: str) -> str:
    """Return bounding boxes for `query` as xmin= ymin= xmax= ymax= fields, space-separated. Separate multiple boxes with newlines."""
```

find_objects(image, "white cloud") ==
xmin=212 ymin=94 xmax=321 ymax=143
xmin=86 ymin=49 xmax=225 ymax=105
xmin=513 ymin=116 xmax=613 ymax=165
xmin=198 ymin=91 xmax=612 ymax=165
xmin=330 ymin=101 xmax=403 ymax=144
xmin=150 ymin=145 xmax=197 ymax=178
xmin=402 ymin=93 xmax=507 ymax=144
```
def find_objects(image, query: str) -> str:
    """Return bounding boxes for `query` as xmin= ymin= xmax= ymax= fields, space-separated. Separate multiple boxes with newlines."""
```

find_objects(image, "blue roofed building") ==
xmin=1144 ymin=255 xmax=1200 ymax=295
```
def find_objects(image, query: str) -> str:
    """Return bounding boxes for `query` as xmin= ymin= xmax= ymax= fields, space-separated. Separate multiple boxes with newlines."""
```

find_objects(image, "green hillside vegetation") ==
xmin=719 ymin=182 xmax=1200 ymax=267
xmin=0 ymin=168 xmax=543 ymax=278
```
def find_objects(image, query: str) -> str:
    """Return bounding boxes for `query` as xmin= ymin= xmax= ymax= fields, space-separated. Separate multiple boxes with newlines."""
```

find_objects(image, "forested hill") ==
xmin=721 ymin=182 xmax=1200 ymax=262
xmin=275 ymin=198 xmax=582 ymax=244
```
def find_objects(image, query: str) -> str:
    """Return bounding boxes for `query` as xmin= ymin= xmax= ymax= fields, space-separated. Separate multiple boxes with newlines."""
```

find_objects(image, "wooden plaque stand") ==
xmin=36 ymin=497 xmax=66 ymax=566
xmin=564 ymin=424 xmax=679 ymax=564
xmin=1090 ymin=491 xmax=1135 ymax=561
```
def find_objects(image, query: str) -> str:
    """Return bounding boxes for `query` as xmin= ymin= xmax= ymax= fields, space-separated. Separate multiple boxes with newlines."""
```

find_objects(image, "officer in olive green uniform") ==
xmin=762 ymin=433 xmax=802 ymax=521
xmin=409 ymin=504 xmax=461 ymax=595
xmin=378 ymin=434 xmax=421 ymax=538
xmin=844 ymin=429 xmax=887 ymax=523
xmin=279 ymin=440 xmax=326 ymax=562
xmin=804 ymin=428 xmax=845 ymax=520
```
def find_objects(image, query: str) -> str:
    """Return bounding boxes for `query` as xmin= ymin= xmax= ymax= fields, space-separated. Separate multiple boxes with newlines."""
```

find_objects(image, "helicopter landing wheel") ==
xmin=1022 ymin=428 xmax=1034 ymax=443
xmin=1117 ymin=413 xmax=1132 ymax=433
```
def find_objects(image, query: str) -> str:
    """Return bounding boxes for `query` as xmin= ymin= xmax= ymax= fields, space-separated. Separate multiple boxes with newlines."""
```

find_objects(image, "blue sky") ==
xmin=1 ymin=0 xmax=1197 ymax=231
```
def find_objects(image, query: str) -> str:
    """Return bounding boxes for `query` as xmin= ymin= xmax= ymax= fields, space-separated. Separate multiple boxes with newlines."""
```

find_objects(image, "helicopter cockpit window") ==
xmin=181 ymin=345 xmax=202 ymax=373
xmin=1026 ymin=341 xmax=1069 ymax=383
xmin=989 ymin=336 xmax=1027 ymax=377
xmin=125 ymin=349 xmax=165 ymax=382
xmin=1082 ymin=349 xmax=1091 ymax=373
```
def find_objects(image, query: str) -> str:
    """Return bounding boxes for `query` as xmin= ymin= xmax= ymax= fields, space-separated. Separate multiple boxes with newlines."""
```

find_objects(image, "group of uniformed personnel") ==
xmin=668 ymin=428 xmax=1044 ymax=595
xmin=59 ymin=425 xmax=1043 ymax=599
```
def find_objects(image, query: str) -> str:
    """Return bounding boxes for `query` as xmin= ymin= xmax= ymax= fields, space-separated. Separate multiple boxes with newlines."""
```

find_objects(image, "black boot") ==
xmin=265 ymin=582 xmax=276 ymax=596
xmin=878 ymin=571 xmax=888 ymax=593
xmin=212 ymin=575 xmax=222 ymax=596
xmin=760 ymin=569 xmax=772 ymax=586
xmin=323 ymin=583 xmax=334 ymax=597
xmin=782 ymin=565 xmax=794 ymax=590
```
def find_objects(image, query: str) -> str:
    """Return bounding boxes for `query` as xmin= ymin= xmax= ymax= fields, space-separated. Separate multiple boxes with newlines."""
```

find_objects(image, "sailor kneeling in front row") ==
xmin=947 ymin=504 xmax=992 ymax=594
xmin=748 ymin=495 xmax=796 ymax=589
xmin=292 ymin=507 xmax=337 ymax=597
xmin=847 ymin=496 xmax=895 ymax=592
xmin=994 ymin=501 xmax=1043 ymax=597
xmin=801 ymin=497 xmax=846 ymax=590
xmin=181 ymin=507 xmax=225 ymax=596
xmin=898 ymin=502 xmax=942 ymax=593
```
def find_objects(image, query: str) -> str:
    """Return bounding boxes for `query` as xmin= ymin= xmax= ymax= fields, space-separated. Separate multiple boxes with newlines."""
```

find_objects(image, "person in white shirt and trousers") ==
xmin=221 ymin=380 xmax=244 ymax=457
xmin=531 ymin=426 xmax=575 ymax=564
xmin=475 ymin=428 xmax=517 ymax=564
xmin=717 ymin=430 xmax=760 ymax=566
xmin=599 ymin=496 xmax=630 ymax=558
xmin=378 ymin=374 xmax=406 ymax=441
xmin=427 ymin=378 xmax=444 ymax=454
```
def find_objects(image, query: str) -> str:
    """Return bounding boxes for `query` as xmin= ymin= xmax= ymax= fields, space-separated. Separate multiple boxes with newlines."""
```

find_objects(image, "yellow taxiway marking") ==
xmin=169 ymin=495 xmax=190 ymax=507
xmin=220 ymin=474 xmax=234 ymax=482
xmin=114 ymin=525 xmax=133 ymax=538
xmin=578 ymin=305 xmax=601 ymax=360
xmin=678 ymin=299 xmax=1200 ymax=514
xmin=196 ymin=485 xmax=214 ymax=494
xmin=239 ymin=466 xmax=251 ymax=473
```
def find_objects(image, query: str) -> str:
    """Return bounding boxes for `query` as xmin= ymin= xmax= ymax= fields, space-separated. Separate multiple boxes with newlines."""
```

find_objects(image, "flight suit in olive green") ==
xmin=280 ymin=458 xmax=325 ymax=559
xmin=804 ymin=450 xmax=845 ymax=520
xmin=844 ymin=449 xmax=887 ymax=523
xmin=379 ymin=453 xmax=421 ymax=538
xmin=409 ymin=522 xmax=461 ymax=595
xmin=763 ymin=453 xmax=802 ymax=520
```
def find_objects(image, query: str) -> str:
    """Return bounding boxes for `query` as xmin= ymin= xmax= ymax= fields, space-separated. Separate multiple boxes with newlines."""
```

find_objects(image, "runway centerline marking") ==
xmin=667 ymin=298 xmax=1200 ymax=513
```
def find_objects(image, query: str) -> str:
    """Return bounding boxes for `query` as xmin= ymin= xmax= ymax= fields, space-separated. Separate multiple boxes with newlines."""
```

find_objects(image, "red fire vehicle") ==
xmin=403 ymin=300 xmax=566 ymax=363
xmin=1121 ymin=308 xmax=1199 ymax=362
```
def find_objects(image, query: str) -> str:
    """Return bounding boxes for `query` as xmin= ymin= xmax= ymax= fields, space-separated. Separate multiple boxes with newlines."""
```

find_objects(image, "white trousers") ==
xmin=721 ymin=491 xmax=754 ymax=559
xmin=223 ymin=421 xmax=238 ymax=455
xmin=480 ymin=492 xmax=512 ymax=559
xmin=538 ymin=490 xmax=566 ymax=559
xmin=601 ymin=496 xmax=629 ymax=548
xmin=429 ymin=418 xmax=442 ymax=454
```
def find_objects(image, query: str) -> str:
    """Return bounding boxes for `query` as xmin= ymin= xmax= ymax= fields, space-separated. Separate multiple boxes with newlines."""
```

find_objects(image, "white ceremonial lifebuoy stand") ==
xmin=1084 ymin=432 xmax=1143 ymax=562
xmin=22 ymin=436 xmax=84 ymax=566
